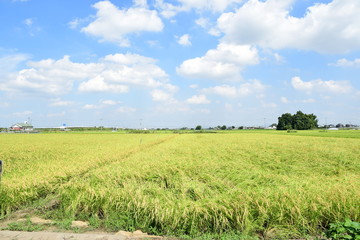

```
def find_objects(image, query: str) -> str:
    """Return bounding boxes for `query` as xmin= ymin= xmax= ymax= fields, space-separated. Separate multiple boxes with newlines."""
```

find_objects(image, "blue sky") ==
xmin=0 ymin=0 xmax=359 ymax=128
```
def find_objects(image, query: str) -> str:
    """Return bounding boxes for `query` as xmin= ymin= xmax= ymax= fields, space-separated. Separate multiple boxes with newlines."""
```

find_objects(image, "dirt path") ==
xmin=0 ymin=230 xmax=164 ymax=240
xmin=0 ymin=210 xmax=167 ymax=240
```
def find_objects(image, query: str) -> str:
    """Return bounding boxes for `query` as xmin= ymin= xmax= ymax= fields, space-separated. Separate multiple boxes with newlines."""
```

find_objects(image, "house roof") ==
xmin=12 ymin=123 xmax=33 ymax=127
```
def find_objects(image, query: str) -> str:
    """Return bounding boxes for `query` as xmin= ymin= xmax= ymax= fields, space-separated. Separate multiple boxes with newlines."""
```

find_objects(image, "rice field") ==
xmin=0 ymin=130 xmax=359 ymax=239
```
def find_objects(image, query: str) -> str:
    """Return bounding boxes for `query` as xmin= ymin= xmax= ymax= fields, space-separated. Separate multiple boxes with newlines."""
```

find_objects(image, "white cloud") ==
xmin=0 ymin=55 xmax=100 ymax=95
xmin=0 ymin=54 xmax=29 ymax=74
xmin=202 ymin=79 xmax=266 ymax=98
xmin=83 ymin=100 xmax=121 ymax=110
xmin=186 ymin=94 xmax=211 ymax=104
xmin=117 ymin=106 xmax=136 ymax=113
xmin=189 ymin=84 xmax=198 ymax=89
xmin=280 ymin=97 xmax=289 ymax=103
xmin=68 ymin=17 xmax=93 ymax=30
xmin=217 ymin=0 xmax=360 ymax=53
xmin=156 ymin=0 xmax=242 ymax=17
xmin=261 ymin=101 xmax=277 ymax=108
xmin=208 ymin=27 xmax=221 ymax=37
xmin=83 ymin=104 xmax=99 ymax=110
xmin=101 ymin=100 xmax=119 ymax=105
xmin=22 ymin=17 xmax=41 ymax=36
xmin=195 ymin=18 xmax=210 ymax=29
xmin=203 ymin=85 xmax=237 ymax=97
xmin=24 ymin=18 xmax=33 ymax=26
xmin=300 ymin=98 xmax=316 ymax=103
xmin=82 ymin=1 xmax=163 ymax=46
xmin=78 ymin=76 xmax=129 ymax=93
xmin=238 ymin=80 xmax=266 ymax=96
xmin=177 ymin=43 xmax=259 ymax=81
xmin=13 ymin=110 xmax=32 ymax=116
xmin=0 ymin=53 xmax=173 ymax=95
xmin=47 ymin=111 xmax=66 ymax=118
xmin=49 ymin=98 xmax=73 ymax=107
xmin=177 ymin=34 xmax=191 ymax=46
xmin=291 ymin=76 xmax=353 ymax=94
xmin=179 ymin=0 xmax=242 ymax=12
xmin=151 ymin=89 xmax=173 ymax=101
xmin=273 ymin=53 xmax=285 ymax=64
xmin=330 ymin=58 xmax=360 ymax=67
xmin=68 ymin=18 xmax=81 ymax=29
xmin=224 ymin=103 xmax=234 ymax=111
xmin=133 ymin=0 xmax=148 ymax=8
xmin=102 ymin=53 xmax=156 ymax=65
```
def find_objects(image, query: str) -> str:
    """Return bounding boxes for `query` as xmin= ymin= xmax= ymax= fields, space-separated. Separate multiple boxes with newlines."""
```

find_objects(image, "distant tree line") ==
xmin=277 ymin=111 xmax=318 ymax=130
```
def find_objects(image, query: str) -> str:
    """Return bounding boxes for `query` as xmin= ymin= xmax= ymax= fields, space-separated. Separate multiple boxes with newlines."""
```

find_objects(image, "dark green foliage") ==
xmin=195 ymin=125 xmax=202 ymax=130
xmin=326 ymin=219 xmax=360 ymax=240
xmin=277 ymin=111 xmax=318 ymax=130
xmin=277 ymin=113 xmax=293 ymax=130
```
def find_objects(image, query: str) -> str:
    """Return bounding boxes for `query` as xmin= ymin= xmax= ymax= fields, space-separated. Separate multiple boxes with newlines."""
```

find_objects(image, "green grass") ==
xmin=1 ymin=130 xmax=360 ymax=239
xmin=5 ymin=218 xmax=45 ymax=232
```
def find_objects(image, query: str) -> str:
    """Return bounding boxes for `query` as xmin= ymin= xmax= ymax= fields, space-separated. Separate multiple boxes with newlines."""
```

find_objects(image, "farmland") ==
xmin=0 ymin=130 xmax=359 ymax=239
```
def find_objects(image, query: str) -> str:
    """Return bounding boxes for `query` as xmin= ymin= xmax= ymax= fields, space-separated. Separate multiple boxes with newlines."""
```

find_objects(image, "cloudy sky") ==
xmin=0 ymin=0 xmax=359 ymax=128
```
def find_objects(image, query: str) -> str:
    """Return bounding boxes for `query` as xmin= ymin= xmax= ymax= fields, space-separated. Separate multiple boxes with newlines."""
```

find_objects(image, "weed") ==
xmin=6 ymin=218 xmax=44 ymax=232
xmin=326 ymin=219 xmax=360 ymax=240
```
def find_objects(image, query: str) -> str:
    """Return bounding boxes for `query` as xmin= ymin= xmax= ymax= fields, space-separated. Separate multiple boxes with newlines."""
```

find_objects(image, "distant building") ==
xmin=10 ymin=122 xmax=34 ymax=132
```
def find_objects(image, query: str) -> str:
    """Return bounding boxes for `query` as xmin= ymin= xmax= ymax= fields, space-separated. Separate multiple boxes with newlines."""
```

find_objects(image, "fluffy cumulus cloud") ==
xmin=150 ymin=89 xmax=173 ymax=101
xmin=177 ymin=34 xmax=192 ymax=46
xmin=156 ymin=0 xmax=242 ymax=17
xmin=291 ymin=76 xmax=354 ymax=94
xmin=78 ymin=76 xmax=129 ymax=93
xmin=178 ymin=0 xmax=242 ymax=12
xmin=0 ymin=55 xmax=99 ymax=95
xmin=186 ymin=94 xmax=211 ymax=104
xmin=0 ymin=53 xmax=174 ymax=95
xmin=330 ymin=58 xmax=360 ymax=67
xmin=82 ymin=1 xmax=163 ymax=46
xmin=0 ymin=53 xmax=29 ymax=74
xmin=202 ymin=79 xmax=266 ymax=98
xmin=177 ymin=43 xmax=259 ymax=81
xmin=216 ymin=0 xmax=360 ymax=53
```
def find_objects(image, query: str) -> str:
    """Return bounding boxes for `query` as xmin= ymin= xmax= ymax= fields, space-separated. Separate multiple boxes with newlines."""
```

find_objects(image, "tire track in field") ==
xmin=0 ymin=134 xmax=180 ymax=217
xmin=47 ymin=134 xmax=180 ymax=193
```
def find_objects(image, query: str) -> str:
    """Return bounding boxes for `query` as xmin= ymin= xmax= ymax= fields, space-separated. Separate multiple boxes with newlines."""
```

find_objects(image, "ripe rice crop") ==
xmin=1 ymin=131 xmax=359 ymax=238
xmin=0 ymin=133 xmax=172 ymax=215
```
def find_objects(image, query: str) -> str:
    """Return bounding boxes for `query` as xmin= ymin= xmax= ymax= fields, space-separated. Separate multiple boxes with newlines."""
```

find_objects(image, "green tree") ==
xmin=277 ymin=111 xmax=318 ymax=130
xmin=195 ymin=125 xmax=202 ymax=130
xmin=277 ymin=113 xmax=293 ymax=130
xmin=221 ymin=125 xmax=227 ymax=130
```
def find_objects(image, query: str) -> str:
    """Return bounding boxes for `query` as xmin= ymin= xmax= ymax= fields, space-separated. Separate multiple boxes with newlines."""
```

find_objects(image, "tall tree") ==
xmin=277 ymin=111 xmax=318 ymax=130
xmin=277 ymin=113 xmax=293 ymax=130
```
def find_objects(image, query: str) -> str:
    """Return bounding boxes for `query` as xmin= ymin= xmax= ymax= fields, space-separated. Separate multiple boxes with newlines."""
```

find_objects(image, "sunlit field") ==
xmin=1 ymin=130 xmax=359 ymax=239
